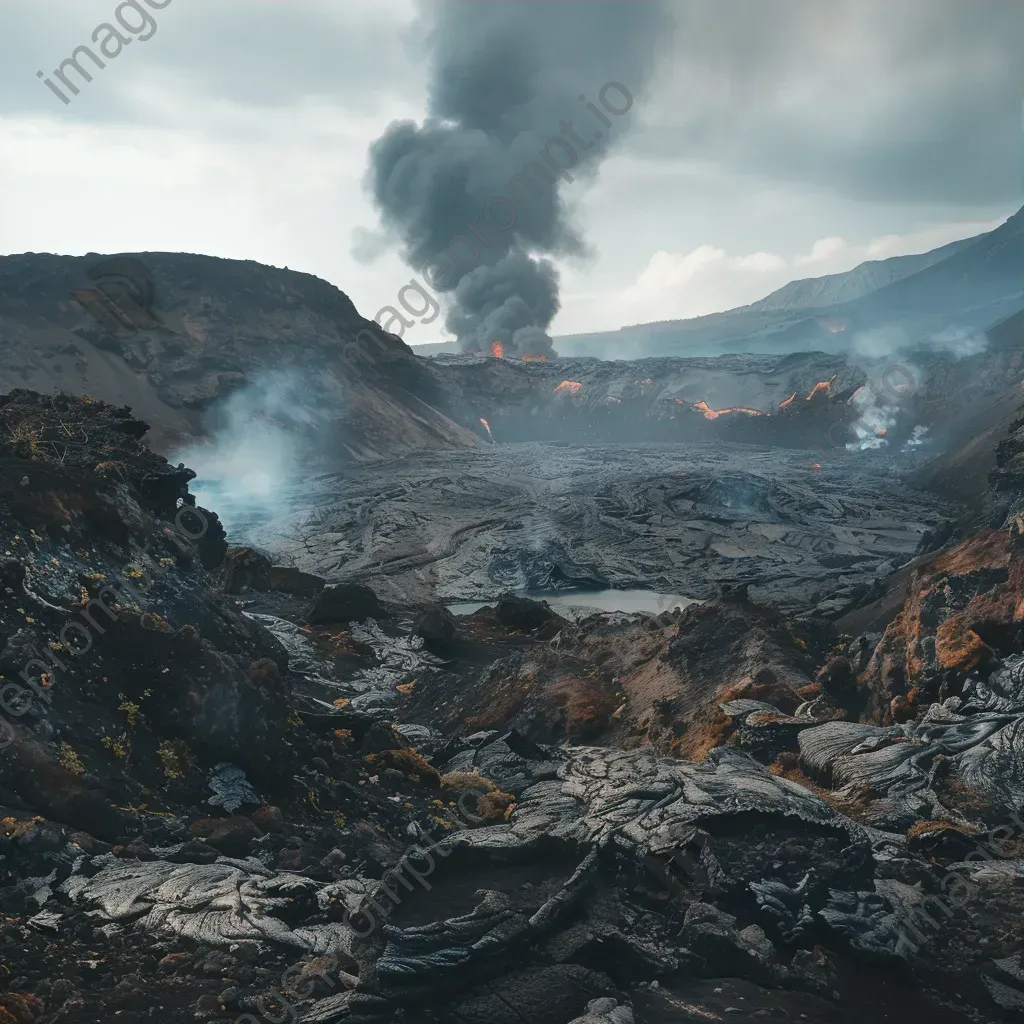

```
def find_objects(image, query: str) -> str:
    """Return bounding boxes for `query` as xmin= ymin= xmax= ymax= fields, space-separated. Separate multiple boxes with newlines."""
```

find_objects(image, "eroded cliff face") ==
xmin=0 ymin=252 xmax=480 ymax=461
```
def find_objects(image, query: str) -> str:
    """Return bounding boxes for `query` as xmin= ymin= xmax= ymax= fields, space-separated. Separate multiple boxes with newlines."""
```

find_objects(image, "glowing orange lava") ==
xmin=692 ymin=400 xmax=764 ymax=420
xmin=554 ymin=380 xmax=583 ymax=394
xmin=479 ymin=417 xmax=494 ymax=442
xmin=521 ymin=354 xmax=547 ymax=362
xmin=779 ymin=393 xmax=797 ymax=409
xmin=805 ymin=376 xmax=836 ymax=401
xmin=491 ymin=341 xmax=504 ymax=358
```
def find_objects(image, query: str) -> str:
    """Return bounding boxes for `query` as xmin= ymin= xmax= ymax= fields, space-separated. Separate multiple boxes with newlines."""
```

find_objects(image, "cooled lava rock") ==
xmin=494 ymin=594 xmax=565 ymax=635
xmin=3 ymin=387 xmax=1024 ymax=1023
xmin=221 ymin=545 xmax=273 ymax=593
xmin=413 ymin=602 xmax=456 ymax=644
xmin=308 ymin=582 xmax=384 ymax=625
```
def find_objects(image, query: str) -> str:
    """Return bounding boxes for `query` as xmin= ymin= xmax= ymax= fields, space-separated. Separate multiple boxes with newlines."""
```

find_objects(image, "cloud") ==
xmin=635 ymin=0 xmax=1024 ymax=206
xmin=2 ymin=0 xmax=422 ymax=122
xmin=735 ymin=252 xmax=788 ymax=272
xmin=795 ymin=237 xmax=846 ymax=266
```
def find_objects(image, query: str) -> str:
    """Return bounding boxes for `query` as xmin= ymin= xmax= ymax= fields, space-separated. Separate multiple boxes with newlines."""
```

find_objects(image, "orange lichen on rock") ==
xmin=930 ymin=529 xmax=1009 ymax=575
xmin=934 ymin=614 xmax=988 ymax=673
xmin=0 ymin=993 xmax=44 ymax=1024
xmin=860 ymin=525 xmax=1024 ymax=723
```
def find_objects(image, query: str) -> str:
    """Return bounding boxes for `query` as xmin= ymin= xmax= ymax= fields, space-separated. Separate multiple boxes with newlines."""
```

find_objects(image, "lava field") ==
xmin=2 ymin=248 xmax=1024 ymax=1023
xmin=237 ymin=442 xmax=958 ymax=617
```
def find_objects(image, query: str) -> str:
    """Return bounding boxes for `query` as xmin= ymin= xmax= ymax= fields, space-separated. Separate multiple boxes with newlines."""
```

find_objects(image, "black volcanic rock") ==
xmin=221 ymin=545 xmax=273 ymax=593
xmin=413 ymin=602 xmax=456 ymax=644
xmin=5 ymin=385 xmax=1024 ymax=1022
xmin=308 ymin=582 xmax=383 ymax=625
xmin=494 ymin=594 xmax=565 ymax=634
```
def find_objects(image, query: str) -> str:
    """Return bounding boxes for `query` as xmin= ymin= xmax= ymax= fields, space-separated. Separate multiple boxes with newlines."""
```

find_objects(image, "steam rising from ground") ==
xmin=846 ymin=385 xmax=898 ymax=450
xmin=848 ymin=322 xmax=988 ymax=365
xmin=362 ymin=0 xmax=671 ymax=357
xmin=174 ymin=372 xmax=328 ymax=531
xmin=843 ymin=321 xmax=988 ymax=451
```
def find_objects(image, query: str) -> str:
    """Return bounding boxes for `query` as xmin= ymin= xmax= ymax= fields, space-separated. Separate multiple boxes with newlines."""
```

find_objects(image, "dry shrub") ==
xmin=907 ymin=819 xmax=980 ymax=841
xmin=475 ymin=789 xmax=516 ymax=822
xmin=364 ymin=748 xmax=441 ymax=788
xmin=668 ymin=714 xmax=736 ymax=762
xmin=794 ymin=683 xmax=823 ymax=701
xmin=938 ymin=777 xmax=993 ymax=814
xmin=767 ymin=750 xmax=802 ymax=779
xmin=440 ymin=770 xmax=497 ymax=794
xmin=551 ymin=675 xmax=619 ymax=742
xmin=819 ymin=785 xmax=876 ymax=821
xmin=248 ymin=658 xmax=284 ymax=692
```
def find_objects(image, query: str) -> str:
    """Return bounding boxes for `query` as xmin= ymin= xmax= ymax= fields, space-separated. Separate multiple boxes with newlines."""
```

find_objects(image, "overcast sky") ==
xmin=1 ymin=0 xmax=1021 ymax=343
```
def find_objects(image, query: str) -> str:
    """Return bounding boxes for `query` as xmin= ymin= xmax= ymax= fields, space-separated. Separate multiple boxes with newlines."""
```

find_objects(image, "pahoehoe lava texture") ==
xmin=245 ymin=442 xmax=956 ymax=615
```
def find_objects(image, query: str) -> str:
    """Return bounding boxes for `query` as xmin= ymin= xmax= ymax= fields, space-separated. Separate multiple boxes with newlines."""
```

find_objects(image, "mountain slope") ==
xmin=550 ymin=208 xmax=1024 ymax=359
xmin=838 ymin=206 xmax=1024 ymax=321
xmin=0 ymin=251 xmax=479 ymax=460
xmin=745 ymin=234 xmax=981 ymax=312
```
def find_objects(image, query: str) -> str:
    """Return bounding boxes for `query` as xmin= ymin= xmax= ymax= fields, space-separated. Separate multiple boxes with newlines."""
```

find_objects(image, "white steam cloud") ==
xmin=846 ymin=384 xmax=899 ymax=450
xmin=173 ymin=371 xmax=329 ymax=532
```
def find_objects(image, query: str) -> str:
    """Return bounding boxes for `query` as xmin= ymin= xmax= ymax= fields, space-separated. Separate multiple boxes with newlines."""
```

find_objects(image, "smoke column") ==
xmin=363 ymin=0 xmax=672 ymax=357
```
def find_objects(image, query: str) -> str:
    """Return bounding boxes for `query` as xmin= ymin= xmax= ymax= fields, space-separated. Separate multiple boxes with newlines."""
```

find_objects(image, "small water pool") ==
xmin=447 ymin=588 xmax=701 ymax=619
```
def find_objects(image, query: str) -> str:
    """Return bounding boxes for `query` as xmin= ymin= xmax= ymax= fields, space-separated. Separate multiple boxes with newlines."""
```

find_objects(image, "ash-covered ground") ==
xmin=232 ymin=442 xmax=957 ymax=619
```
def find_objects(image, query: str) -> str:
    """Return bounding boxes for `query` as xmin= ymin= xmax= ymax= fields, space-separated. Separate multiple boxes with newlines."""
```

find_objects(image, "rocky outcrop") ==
xmin=859 ymin=524 xmax=1024 ymax=723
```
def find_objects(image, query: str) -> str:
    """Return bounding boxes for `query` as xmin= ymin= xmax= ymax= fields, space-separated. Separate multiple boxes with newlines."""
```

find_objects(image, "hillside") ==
xmin=745 ymin=234 xmax=980 ymax=312
xmin=0 ymin=251 xmax=479 ymax=460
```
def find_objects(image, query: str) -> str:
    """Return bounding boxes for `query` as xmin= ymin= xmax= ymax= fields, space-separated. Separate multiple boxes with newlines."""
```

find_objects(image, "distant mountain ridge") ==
xmin=537 ymin=208 xmax=1024 ymax=359
xmin=743 ymin=234 xmax=982 ymax=312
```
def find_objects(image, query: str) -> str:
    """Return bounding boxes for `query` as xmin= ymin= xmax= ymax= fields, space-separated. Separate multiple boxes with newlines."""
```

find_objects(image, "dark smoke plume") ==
xmin=363 ymin=0 xmax=671 ymax=357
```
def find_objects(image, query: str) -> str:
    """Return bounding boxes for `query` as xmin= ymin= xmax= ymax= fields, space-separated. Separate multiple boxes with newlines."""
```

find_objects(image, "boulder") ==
xmin=189 ymin=816 xmax=261 ymax=857
xmin=308 ymin=583 xmax=383 ymax=625
xmin=268 ymin=565 xmax=325 ymax=597
xmin=494 ymin=594 xmax=563 ymax=634
xmin=413 ymin=602 xmax=456 ymax=644
xmin=220 ymin=546 xmax=272 ymax=594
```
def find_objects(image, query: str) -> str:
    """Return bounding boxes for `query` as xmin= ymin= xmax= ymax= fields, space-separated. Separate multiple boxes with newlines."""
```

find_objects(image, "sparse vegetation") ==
xmin=58 ymin=743 xmax=85 ymax=775
xmin=156 ymin=740 xmax=193 ymax=781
